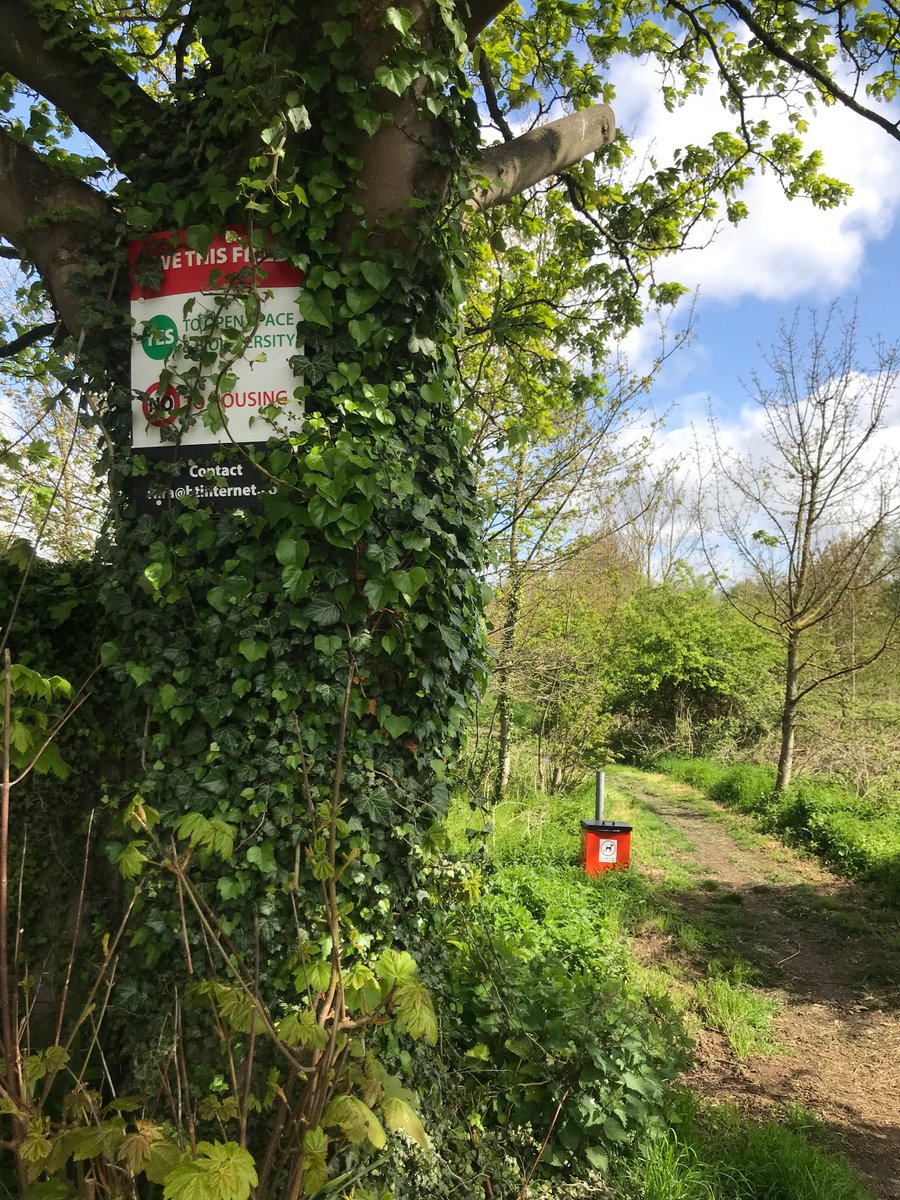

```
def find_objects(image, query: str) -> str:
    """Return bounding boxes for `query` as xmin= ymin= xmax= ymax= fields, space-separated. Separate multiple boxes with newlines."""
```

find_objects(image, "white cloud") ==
xmin=610 ymin=55 xmax=900 ymax=305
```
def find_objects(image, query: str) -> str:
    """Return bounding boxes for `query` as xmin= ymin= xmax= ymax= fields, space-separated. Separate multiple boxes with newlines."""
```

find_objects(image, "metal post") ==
xmin=595 ymin=770 xmax=605 ymax=822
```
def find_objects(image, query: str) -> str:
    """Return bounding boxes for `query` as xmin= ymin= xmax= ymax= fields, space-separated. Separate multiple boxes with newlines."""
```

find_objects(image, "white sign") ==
xmin=129 ymin=230 xmax=304 ymax=449
xmin=598 ymin=838 xmax=618 ymax=863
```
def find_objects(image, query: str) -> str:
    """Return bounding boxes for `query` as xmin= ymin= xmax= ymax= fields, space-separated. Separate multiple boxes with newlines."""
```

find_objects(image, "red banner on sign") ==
xmin=129 ymin=229 xmax=303 ymax=300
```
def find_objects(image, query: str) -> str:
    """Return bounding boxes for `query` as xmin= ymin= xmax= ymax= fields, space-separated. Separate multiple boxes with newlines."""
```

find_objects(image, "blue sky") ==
xmin=608 ymin=53 xmax=900 ymax=471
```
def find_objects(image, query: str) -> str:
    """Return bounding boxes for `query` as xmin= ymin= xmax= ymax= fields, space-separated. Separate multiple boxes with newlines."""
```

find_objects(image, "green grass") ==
xmin=658 ymin=756 xmax=900 ymax=905
xmin=613 ymin=1096 xmax=874 ymax=1200
xmin=445 ymin=780 xmax=876 ymax=1200
xmin=695 ymin=962 xmax=782 ymax=1058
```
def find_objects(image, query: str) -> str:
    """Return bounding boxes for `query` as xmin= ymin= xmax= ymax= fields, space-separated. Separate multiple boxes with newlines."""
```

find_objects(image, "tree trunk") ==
xmin=492 ymin=445 xmax=527 ymax=805
xmin=775 ymin=634 xmax=801 ymax=795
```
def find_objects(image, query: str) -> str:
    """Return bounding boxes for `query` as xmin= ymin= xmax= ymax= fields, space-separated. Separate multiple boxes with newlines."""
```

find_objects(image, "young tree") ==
xmin=702 ymin=307 xmax=900 ymax=793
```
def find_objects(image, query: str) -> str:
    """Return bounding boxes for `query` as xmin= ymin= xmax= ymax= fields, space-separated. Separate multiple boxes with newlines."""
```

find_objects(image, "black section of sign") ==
xmin=132 ymin=444 xmax=275 ymax=515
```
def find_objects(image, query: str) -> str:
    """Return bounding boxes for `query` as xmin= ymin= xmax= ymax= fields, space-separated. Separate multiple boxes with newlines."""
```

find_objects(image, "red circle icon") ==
xmin=142 ymin=382 xmax=181 ymax=428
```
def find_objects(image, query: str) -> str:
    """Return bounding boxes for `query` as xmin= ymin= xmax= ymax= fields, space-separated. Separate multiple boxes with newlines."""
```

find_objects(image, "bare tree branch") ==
xmin=467 ymin=105 xmax=616 ymax=210
xmin=0 ymin=133 xmax=112 ymax=337
xmin=0 ymin=0 xmax=159 ymax=159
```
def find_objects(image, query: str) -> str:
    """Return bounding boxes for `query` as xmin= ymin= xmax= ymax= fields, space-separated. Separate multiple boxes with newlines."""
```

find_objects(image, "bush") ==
xmin=439 ymin=786 xmax=690 ymax=1184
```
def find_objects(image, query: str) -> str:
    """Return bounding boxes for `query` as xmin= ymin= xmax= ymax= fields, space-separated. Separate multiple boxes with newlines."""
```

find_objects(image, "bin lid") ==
xmin=580 ymin=820 xmax=632 ymax=833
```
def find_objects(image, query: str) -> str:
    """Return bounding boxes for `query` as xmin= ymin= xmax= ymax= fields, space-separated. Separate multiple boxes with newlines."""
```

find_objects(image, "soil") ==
xmin=614 ymin=771 xmax=900 ymax=1200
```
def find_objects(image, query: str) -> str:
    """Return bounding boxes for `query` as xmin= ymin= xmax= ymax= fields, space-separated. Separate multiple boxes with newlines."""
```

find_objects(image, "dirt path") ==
xmin=611 ymin=770 xmax=900 ymax=1200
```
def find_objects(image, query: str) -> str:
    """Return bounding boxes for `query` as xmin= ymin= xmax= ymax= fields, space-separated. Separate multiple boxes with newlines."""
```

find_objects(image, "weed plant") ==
xmin=695 ymin=962 xmax=781 ymax=1058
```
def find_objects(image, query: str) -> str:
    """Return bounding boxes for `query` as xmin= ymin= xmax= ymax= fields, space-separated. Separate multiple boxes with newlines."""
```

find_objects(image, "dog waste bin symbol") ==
xmin=580 ymin=820 xmax=632 ymax=876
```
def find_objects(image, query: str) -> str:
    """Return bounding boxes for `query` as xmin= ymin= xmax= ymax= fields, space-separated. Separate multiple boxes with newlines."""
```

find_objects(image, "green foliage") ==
xmin=694 ymin=963 xmax=781 ymax=1059
xmin=604 ymin=574 xmax=779 ymax=760
xmin=440 ymin=784 xmax=689 ymax=1186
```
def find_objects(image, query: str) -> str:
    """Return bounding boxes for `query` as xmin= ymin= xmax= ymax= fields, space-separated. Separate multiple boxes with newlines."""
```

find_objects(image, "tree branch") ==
xmin=0 ymin=0 xmax=160 ymax=159
xmin=0 ymin=133 xmax=112 ymax=337
xmin=467 ymin=105 xmax=616 ymax=210
xmin=726 ymin=0 xmax=900 ymax=144
xmin=464 ymin=0 xmax=516 ymax=39
xmin=0 ymin=321 xmax=59 ymax=359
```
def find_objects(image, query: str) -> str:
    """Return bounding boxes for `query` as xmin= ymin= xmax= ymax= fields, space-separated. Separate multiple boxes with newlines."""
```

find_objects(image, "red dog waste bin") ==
xmin=580 ymin=820 xmax=632 ymax=876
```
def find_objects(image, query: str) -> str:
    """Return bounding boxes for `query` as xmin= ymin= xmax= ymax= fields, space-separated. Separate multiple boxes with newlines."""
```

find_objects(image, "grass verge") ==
xmin=658 ymin=756 xmax=900 ymax=905
xmin=447 ymin=779 xmax=875 ymax=1199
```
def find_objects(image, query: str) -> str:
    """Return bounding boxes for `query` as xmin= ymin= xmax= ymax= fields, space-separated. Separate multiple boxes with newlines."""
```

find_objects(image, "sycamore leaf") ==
xmin=393 ymin=979 xmax=438 ymax=1044
xmin=382 ymin=1096 xmax=429 ymax=1150
xmin=302 ymin=1127 xmax=328 ymax=1196
xmin=375 ymin=948 xmax=417 ymax=988
xmin=117 ymin=841 xmax=148 ymax=880
xmin=323 ymin=1095 xmax=386 ymax=1149
xmin=276 ymin=1009 xmax=328 ymax=1050
xmin=144 ymin=1136 xmax=186 ymax=1185
xmin=163 ymin=1141 xmax=257 ymax=1200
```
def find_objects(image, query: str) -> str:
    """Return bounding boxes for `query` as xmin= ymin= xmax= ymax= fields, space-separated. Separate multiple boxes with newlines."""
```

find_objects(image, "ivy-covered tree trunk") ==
xmin=0 ymin=0 xmax=619 ymax=1190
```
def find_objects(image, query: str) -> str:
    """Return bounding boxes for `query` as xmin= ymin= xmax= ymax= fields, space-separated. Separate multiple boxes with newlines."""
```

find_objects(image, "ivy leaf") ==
xmin=286 ymin=105 xmax=310 ymax=132
xmin=374 ymin=64 xmax=414 ymax=95
xmin=275 ymin=536 xmax=310 ymax=568
xmin=206 ymin=587 xmax=229 ymax=613
xmin=302 ymin=596 xmax=341 ymax=626
xmin=360 ymin=261 xmax=391 ymax=291
xmin=238 ymin=639 xmax=268 ymax=662
xmin=297 ymin=291 xmax=333 ymax=330
xmin=384 ymin=6 xmax=414 ymax=34
xmin=246 ymin=842 xmax=277 ymax=874
xmin=163 ymin=1142 xmax=257 ymax=1200
xmin=100 ymin=641 xmax=120 ymax=666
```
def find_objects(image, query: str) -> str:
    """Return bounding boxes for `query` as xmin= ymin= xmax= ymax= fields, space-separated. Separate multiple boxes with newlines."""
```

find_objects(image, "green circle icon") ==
xmin=141 ymin=314 xmax=179 ymax=360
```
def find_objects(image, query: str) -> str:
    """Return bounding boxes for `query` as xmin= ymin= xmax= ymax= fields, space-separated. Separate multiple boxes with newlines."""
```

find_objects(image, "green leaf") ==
xmin=302 ymin=596 xmax=341 ymax=626
xmin=394 ymin=979 xmax=438 ymax=1043
xmin=323 ymin=1095 xmax=386 ymax=1150
xmin=246 ymin=842 xmax=277 ymax=874
xmin=302 ymin=1128 xmax=328 ymax=1196
xmin=127 ymin=663 xmax=152 ymax=687
xmin=206 ymin=587 xmax=229 ymax=613
xmin=286 ymin=105 xmax=310 ymax=132
xmin=276 ymin=1009 xmax=329 ymax=1050
xmin=116 ymin=841 xmax=148 ymax=880
xmin=238 ymin=639 xmax=268 ymax=662
xmin=384 ymin=6 xmax=413 ymax=34
xmin=100 ymin=641 xmax=120 ymax=667
xmin=374 ymin=64 xmax=414 ymax=95
xmin=163 ymin=1142 xmax=257 ymax=1200
xmin=376 ymin=948 xmax=417 ymax=987
xmin=359 ymin=261 xmax=391 ymax=291
xmin=298 ymin=291 xmax=333 ymax=330
xmin=382 ymin=1096 xmax=429 ymax=1150
xmin=276 ymin=536 xmax=310 ymax=568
